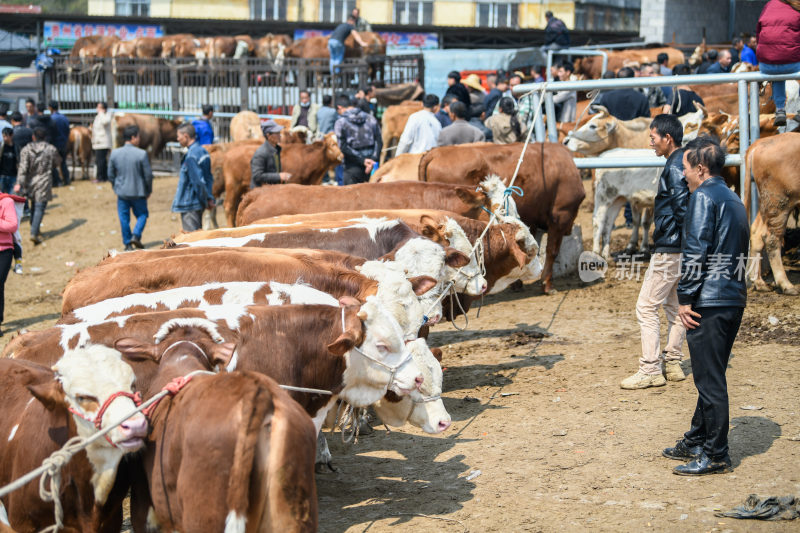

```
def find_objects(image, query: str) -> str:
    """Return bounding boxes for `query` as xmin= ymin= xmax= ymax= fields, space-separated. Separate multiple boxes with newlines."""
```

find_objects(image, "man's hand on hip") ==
xmin=679 ymin=304 xmax=701 ymax=330
xmin=279 ymin=172 xmax=291 ymax=183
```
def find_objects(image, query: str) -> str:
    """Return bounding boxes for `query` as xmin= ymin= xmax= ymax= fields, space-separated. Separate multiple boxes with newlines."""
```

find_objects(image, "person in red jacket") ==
xmin=757 ymin=0 xmax=800 ymax=126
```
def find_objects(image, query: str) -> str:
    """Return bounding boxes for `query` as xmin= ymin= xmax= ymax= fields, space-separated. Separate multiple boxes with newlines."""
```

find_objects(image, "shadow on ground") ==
xmin=317 ymin=432 xmax=475 ymax=532
xmin=729 ymin=415 xmax=781 ymax=468
xmin=41 ymin=218 xmax=87 ymax=240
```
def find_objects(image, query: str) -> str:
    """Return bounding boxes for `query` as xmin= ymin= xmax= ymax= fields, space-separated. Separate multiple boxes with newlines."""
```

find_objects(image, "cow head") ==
xmin=433 ymin=216 xmax=488 ymax=296
xmin=323 ymin=132 xmax=344 ymax=163
xmin=356 ymin=260 xmax=435 ymax=337
xmin=565 ymin=106 xmax=618 ymax=155
xmin=372 ymin=338 xmax=451 ymax=433
xmin=392 ymin=238 xmax=470 ymax=325
xmin=477 ymin=174 xmax=520 ymax=219
xmin=482 ymin=223 xmax=537 ymax=294
xmin=680 ymin=103 xmax=708 ymax=144
xmin=331 ymin=299 xmax=423 ymax=407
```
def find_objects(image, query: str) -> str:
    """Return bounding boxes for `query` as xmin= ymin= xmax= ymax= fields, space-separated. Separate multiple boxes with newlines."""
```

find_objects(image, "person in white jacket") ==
xmin=396 ymin=94 xmax=442 ymax=156
xmin=92 ymin=102 xmax=113 ymax=183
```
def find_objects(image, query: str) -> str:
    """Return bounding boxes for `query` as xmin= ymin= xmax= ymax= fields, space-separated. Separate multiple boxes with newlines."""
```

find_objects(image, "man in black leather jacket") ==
xmin=250 ymin=120 xmax=291 ymax=189
xmin=621 ymin=115 xmax=689 ymax=390
xmin=662 ymin=137 xmax=748 ymax=476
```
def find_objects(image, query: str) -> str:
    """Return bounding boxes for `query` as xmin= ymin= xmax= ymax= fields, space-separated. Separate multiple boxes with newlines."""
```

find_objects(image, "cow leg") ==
xmin=202 ymin=206 xmax=219 ymax=230
xmin=624 ymin=204 xmax=642 ymax=254
xmin=747 ymin=213 xmax=770 ymax=291
xmin=541 ymin=228 xmax=565 ymax=294
xmin=640 ymin=207 xmax=653 ymax=253
xmin=591 ymin=202 xmax=608 ymax=256
xmin=315 ymin=431 xmax=337 ymax=473
xmin=598 ymin=199 xmax=624 ymax=259
xmin=764 ymin=207 xmax=798 ymax=295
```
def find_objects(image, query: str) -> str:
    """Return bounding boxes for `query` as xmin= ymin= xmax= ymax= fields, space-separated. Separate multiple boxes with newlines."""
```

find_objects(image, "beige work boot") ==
xmin=620 ymin=370 xmax=666 ymax=390
xmin=664 ymin=360 xmax=686 ymax=381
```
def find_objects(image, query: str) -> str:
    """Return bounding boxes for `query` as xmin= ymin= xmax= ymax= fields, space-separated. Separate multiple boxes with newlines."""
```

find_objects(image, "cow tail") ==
xmin=417 ymin=150 xmax=433 ymax=182
xmin=224 ymin=378 xmax=272 ymax=533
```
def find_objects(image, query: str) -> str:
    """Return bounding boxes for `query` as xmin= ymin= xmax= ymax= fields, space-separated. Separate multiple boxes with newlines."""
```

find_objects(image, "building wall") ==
xmin=362 ymin=0 xmax=393 ymax=24
xmin=639 ymin=0 xmax=763 ymax=44
xmin=519 ymin=2 xmax=575 ymax=29
xmin=169 ymin=0 xmax=249 ymax=19
xmin=88 ymin=0 xmax=114 ymax=16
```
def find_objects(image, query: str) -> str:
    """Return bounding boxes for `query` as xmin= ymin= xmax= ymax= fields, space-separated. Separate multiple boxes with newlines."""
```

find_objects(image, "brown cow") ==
xmin=205 ymin=140 xmax=262 ymax=230
xmin=381 ymin=101 xmax=424 ymax=163
xmin=0 ymin=347 xmax=147 ymax=532
xmin=67 ymin=125 xmax=92 ymax=180
xmin=418 ymin=142 xmax=584 ymax=293
xmin=113 ymin=113 xmax=182 ymax=158
xmin=134 ymin=37 xmax=163 ymax=58
xmin=371 ymin=153 xmax=423 ymax=182
xmin=160 ymin=33 xmax=196 ymax=59
xmin=255 ymin=33 xmax=292 ymax=66
xmin=235 ymin=181 xmax=494 ymax=227
xmin=219 ymin=134 xmax=343 ymax=226
xmin=345 ymin=31 xmax=386 ymax=57
xmin=286 ymin=32 xmax=385 ymax=59
xmin=230 ymin=110 xmax=263 ymax=142
xmin=574 ymin=47 xmax=684 ymax=79
xmin=744 ymin=133 xmax=800 ymax=295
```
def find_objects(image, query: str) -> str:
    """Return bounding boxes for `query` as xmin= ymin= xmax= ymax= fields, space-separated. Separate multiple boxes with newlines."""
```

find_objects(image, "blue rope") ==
xmin=504 ymin=185 xmax=524 ymax=216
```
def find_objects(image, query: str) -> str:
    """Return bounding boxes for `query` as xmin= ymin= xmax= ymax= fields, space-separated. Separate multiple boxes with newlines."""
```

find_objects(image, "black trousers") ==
xmin=342 ymin=164 xmax=368 ymax=185
xmin=683 ymin=306 xmax=744 ymax=459
xmin=0 ymin=248 xmax=12 ymax=324
xmin=95 ymin=148 xmax=109 ymax=182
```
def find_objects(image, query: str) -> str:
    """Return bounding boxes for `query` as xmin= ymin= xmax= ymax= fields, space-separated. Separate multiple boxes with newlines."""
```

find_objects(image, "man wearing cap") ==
xmin=173 ymin=123 xmax=214 ymax=233
xmin=250 ymin=119 xmax=291 ymax=189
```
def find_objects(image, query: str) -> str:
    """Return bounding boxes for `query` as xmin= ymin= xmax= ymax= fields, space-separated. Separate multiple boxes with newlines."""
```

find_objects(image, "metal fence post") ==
xmin=748 ymin=80 xmax=761 ymax=221
xmin=737 ymin=80 xmax=749 ymax=203
xmin=170 ymin=64 xmax=180 ymax=112
xmin=104 ymin=59 xmax=114 ymax=109
xmin=532 ymin=91 xmax=545 ymax=142
xmin=239 ymin=57 xmax=249 ymax=111
xmin=544 ymin=91 xmax=558 ymax=143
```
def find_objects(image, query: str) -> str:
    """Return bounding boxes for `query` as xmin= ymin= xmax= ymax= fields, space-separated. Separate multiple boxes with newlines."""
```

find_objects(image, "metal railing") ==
xmin=514 ymin=69 xmax=800 ymax=217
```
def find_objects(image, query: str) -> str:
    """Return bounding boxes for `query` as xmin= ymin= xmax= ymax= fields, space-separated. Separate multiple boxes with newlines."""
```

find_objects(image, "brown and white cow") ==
xmin=370 ymin=152 xmax=422 ymax=182
xmin=0 ymin=346 xmax=147 ymax=532
xmin=574 ymin=47 xmax=684 ymax=80
xmin=744 ymin=133 xmax=800 ymax=295
xmin=67 ymin=125 xmax=92 ymax=180
xmin=417 ymin=144 xmax=581 ymax=293
xmin=564 ymin=106 xmax=652 ymax=155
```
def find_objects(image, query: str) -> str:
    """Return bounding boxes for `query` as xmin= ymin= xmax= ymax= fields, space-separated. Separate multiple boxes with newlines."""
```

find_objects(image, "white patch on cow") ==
xmin=479 ymin=175 xmax=519 ymax=218
xmin=311 ymin=396 xmax=339 ymax=435
xmin=146 ymin=506 xmax=161 ymax=532
xmin=357 ymin=260 xmax=426 ymax=338
xmin=225 ymin=511 xmax=246 ymax=533
xmin=181 ymin=233 xmax=269 ymax=248
xmin=7 ymin=424 xmax=18 ymax=442
xmin=0 ymin=501 xmax=9 ymax=526
xmin=340 ymin=216 xmax=401 ymax=241
xmin=226 ymin=349 xmax=239 ymax=372
xmin=269 ymin=281 xmax=339 ymax=306
xmin=153 ymin=318 xmax=224 ymax=344
xmin=54 ymin=345 xmax=143 ymax=504
xmin=392 ymin=238 xmax=448 ymax=323
xmin=202 ymin=305 xmax=252 ymax=331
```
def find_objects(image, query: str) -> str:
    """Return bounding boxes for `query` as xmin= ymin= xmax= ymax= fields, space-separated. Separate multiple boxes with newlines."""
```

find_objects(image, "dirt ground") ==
xmin=4 ymin=176 xmax=800 ymax=533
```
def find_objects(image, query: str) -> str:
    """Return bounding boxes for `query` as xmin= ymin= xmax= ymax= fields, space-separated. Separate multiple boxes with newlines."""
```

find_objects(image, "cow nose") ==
xmin=438 ymin=420 xmax=452 ymax=432
xmin=480 ymin=281 xmax=488 ymax=294
xmin=119 ymin=414 xmax=148 ymax=438
xmin=415 ymin=375 xmax=424 ymax=390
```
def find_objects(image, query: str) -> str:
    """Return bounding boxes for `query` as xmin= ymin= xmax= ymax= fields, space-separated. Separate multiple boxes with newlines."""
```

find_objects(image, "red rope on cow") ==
xmin=141 ymin=375 xmax=198 ymax=418
xmin=68 ymin=390 xmax=142 ymax=447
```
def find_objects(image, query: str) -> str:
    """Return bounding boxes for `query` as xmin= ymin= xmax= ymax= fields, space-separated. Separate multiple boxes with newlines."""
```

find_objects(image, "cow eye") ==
xmin=589 ymin=124 xmax=596 ymax=129
xmin=375 ymin=342 xmax=389 ymax=354
xmin=76 ymin=394 xmax=99 ymax=410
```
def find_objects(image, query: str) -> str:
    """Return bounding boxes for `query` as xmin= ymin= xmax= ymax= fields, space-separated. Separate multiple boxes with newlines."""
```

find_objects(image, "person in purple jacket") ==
xmin=757 ymin=0 xmax=800 ymax=126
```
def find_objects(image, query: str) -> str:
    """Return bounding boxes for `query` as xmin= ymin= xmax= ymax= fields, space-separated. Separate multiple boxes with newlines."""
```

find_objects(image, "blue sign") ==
xmin=44 ymin=21 xmax=164 ymax=48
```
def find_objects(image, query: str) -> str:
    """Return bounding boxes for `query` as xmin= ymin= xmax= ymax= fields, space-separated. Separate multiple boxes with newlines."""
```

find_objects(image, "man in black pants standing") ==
xmin=662 ymin=137 xmax=749 ymax=475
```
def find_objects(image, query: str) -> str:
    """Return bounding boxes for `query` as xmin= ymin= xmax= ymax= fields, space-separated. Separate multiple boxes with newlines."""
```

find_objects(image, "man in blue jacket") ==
xmin=173 ymin=123 xmax=214 ymax=232
xmin=662 ymin=137 xmax=749 ymax=476
xmin=108 ymin=125 xmax=153 ymax=250
xmin=621 ymin=115 xmax=688 ymax=390
xmin=191 ymin=105 xmax=215 ymax=146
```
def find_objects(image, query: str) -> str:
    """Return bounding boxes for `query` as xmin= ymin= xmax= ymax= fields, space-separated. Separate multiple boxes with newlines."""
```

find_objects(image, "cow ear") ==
xmin=430 ymin=347 xmax=443 ymax=362
xmin=454 ymin=187 xmax=483 ymax=207
xmin=512 ymin=244 xmax=529 ymax=268
xmin=327 ymin=329 xmax=359 ymax=356
xmin=115 ymin=337 xmax=159 ymax=362
xmin=409 ymin=275 xmax=438 ymax=296
xmin=606 ymin=119 xmax=617 ymax=133
xmin=27 ymin=376 xmax=66 ymax=412
xmin=209 ymin=342 xmax=237 ymax=369
xmin=444 ymin=247 xmax=470 ymax=268
xmin=338 ymin=295 xmax=362 ymax=307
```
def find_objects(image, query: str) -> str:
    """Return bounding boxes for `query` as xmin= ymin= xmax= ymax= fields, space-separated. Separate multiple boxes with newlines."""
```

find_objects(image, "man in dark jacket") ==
xmin=443 ymin=71 xmax=471 ymax=109
xmin=621 ymin=115 xmax=688 ymax=390
xmin=250 ymin=120 xmax=291 ymax=189
xmin=436 ymin=95 xmax=454 ymax=128
xmin=543 ymin=10 xmax=570 ymax=50
xmin=108 ymin=125 xmax=153 ymax=251
xmin=663 ymin=137 xmax=748 ymax=476
xmin=333 ymin=95 xmax=382 ymax=185
xmin=594 ymin=67 xmax=651 ymax=120
xmin=10 ymin=112 xmax=33 ymax=161
xmin=48 ymin=101 xmax=71 ymax=186
xmin=705 ymin=50 xmax=733 ymax=74
xmin=173 ymin=123 xmax=214 ymax=232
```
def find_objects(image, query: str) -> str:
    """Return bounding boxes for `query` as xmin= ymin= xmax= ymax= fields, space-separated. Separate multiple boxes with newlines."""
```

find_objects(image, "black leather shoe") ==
xmin=124 ymin=244 xmax=134 ymax=251
xmin=673 ymin=452 xmax=732 ymax=476
xmin=131 ymin=236 xmax=144 ymax=249
xmin=662 ymin=439 xmax=702 ymax=461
